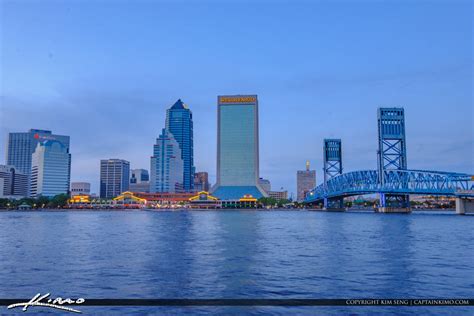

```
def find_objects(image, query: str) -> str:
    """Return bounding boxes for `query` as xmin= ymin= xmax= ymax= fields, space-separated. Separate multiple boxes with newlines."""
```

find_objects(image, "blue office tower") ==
xmin=165 ymin=99 xmax=195 ymax=192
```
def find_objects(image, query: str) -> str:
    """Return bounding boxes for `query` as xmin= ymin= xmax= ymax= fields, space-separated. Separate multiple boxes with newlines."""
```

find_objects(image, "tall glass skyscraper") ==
xmin=30 ymin=140 xmax=71 ymax=197
xmin=6 ymin=129 xmax=70 ymax=194
xmin=211 ymin=95 xmax=268 ymax=200
xmin=150 ymin=129 xmax=184 ymax=193
xmin=165 ymin=99 xmax=194 ymax=192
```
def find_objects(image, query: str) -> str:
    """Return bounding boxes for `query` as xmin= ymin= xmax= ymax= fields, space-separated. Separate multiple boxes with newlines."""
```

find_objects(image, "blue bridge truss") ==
xmin=305 ymin=169 xmax=474 ymax=203
xmin=305 ymin=107 xmax=473 ymax=206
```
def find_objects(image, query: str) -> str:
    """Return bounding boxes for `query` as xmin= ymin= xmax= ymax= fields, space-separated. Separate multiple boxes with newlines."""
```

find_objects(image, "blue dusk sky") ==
xmin=1 ymin=0 xmax=473 ymax=196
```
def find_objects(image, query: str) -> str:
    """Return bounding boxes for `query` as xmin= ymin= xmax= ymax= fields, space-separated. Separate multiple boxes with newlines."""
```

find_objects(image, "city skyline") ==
xmin=1 ymin=1 xmax=472 ymax=196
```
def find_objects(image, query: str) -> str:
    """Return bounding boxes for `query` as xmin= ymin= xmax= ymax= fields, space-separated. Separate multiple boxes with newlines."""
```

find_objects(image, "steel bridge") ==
xmin=305 ymin=169 xmax=473 ymax=201
xmin=304 ymin=108 xmax=474 ymax=213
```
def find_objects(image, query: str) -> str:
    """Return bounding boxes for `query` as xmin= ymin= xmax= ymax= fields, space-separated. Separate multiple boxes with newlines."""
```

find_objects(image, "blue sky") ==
xmin=1 ymin=0 xmax=472 ymax=196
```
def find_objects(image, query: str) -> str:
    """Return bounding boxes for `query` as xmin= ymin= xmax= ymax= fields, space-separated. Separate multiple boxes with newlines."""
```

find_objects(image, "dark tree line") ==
xmin=0 ymin=194 xmax=69 ymax=209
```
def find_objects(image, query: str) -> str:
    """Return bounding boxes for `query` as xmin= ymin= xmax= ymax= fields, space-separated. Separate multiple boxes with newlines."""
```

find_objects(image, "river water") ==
xmin=0 ymin=210 xmax=472 ymax=315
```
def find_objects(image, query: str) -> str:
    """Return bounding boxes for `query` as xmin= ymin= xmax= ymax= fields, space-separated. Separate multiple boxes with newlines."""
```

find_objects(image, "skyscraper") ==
xmin=100 ymin=159 xmax=130 ymax=198
xmin=30 ymin=140 xmax=71 ymax=197
xmin=297 ymin=161 xmax=316 ymax=201
xmin=211 ymin=95 xmax=267 ymax=200
xmin=6 ymin=129 xmax=70 ymax=195
xmin=165 ymin=99 xmax=195 ymax=192
xmin=150 ymin=129 xmax=184 ymax=193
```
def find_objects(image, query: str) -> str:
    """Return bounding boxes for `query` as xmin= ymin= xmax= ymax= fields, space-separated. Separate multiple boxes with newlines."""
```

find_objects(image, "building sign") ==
xmin=33 ymin=133 xmax=56 ymax=141
xmin=219 ymin=96 xmax=257 ymax=104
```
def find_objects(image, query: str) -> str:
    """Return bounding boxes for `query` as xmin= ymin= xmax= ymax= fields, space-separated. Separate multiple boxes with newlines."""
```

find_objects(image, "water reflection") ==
xmin=0 ymin=210 xmax=472 ymax=315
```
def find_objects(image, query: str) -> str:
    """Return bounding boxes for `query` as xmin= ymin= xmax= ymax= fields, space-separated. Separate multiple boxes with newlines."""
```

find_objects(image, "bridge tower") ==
xmin=377 ymin=108 xmax=410 ymax=213
xmin=323 ymin=139 xmax=344 ymax=210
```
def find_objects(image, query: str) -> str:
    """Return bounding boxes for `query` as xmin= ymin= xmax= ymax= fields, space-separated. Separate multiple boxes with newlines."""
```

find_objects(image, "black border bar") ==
xmin=1 ymin=299 xmax=473 ymax=307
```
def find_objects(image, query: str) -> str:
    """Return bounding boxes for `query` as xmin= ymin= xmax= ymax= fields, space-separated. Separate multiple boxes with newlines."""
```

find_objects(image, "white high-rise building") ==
xmin=30 ymin=140 xmax=71 ymax=197
xmin=150 ymin=129 xmax=184 ymax=193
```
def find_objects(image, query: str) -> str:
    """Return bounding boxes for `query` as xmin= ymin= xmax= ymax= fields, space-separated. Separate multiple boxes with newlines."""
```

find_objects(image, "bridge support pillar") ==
xmin=324 ymin=197 xmax=345 ymax=211
xmin=456 ymin=197 xmax=474 ymax=215
xmin=377 ymin=193 xmax=411 ymax=213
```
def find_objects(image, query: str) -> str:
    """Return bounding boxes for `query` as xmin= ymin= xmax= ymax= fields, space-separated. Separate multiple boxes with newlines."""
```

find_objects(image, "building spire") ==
xmin=170 ymin=99 xmax=188 ymax=110
xmin=306 ymin=160 xmax=310 ymax=171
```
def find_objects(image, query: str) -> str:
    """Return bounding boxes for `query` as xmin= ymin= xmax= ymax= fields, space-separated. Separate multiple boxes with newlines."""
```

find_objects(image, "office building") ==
xmin=268 ymin=190 xmax=288 ymax=200
xmin=211 ymin=95 xmax=268 ymax=200
xmin=129 ymin=169 xmax=150 ymax=192
xmin=150 ymin=129 xmax=184 ymax=193
xmin=129 ymin=182 xmax=150 ymax=193
xmin=165 ymin=99 xmax=195 ymax=192
xmin=297 ymin=161 xmax=316 ymax=201
xmin=100 ymin=159 xmax=130 ymax=198
xmin=30 ymin=140 xmax=71 ymax=197
xmin=71 ymin=182 xmax=91 ymax=196
xmin=130 ymin=169 xmax=149 ymax=183
xmin=0 ymin=165 xmax=28 ymax=197
xmin=193 ymin=172 xmax=210 ymax=192
xmin=258 ymin=177 xmax=271 ymax=194
xmin=6 ymin=129 xmax=70 ymax=195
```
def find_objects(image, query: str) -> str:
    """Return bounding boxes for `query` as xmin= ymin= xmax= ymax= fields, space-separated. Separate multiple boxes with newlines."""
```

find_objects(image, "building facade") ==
xmin=130 ymin=169 xmax=150 ymax=193
xmin=100 ymin=159 xmax=130 ymax=198
xmin=211 ymin=95 xmax=268 ymax=200
xmin=165 ymin=99 xmax=195 ymax=192
xmin=6 ymin=129 xmax=71 ymax=175
xmin=6 ymin=129 xmax=70 ymax=195
xmin=130 ymin=169 xmax=149 ymax=183
xmin=297 ymin=161 xmax=316 ymax=201
xmin=193 ymin=172 xmax=210 ymax=192
xmin=71 ymin=182 xmax=91 ymax=196
xmin=0 ymin=165 xmax=28 ymax=197
xmin=129 ymin=182 xmax=150 ymax=193
xmin=30 ymin=140 xmax=71 ymax=197
xmin=150 ymin=129 xmax=184 ymax=193
xmin=258 ymin=177 xmax=271 ymax=194
xmin=268 ymin=190 xmax=288 ymax=200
